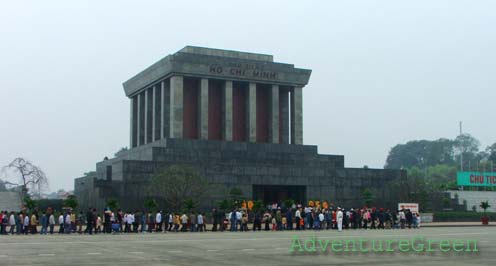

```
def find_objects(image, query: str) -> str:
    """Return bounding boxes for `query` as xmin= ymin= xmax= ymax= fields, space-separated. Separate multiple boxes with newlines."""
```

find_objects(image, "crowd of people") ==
xmin=0 ymin=204 xmax=421 ymax=235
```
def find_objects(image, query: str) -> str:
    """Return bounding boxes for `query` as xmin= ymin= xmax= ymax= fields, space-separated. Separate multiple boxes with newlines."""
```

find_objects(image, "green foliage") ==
xmin=252 ymin=200 xmax=264 ymax=212
xmin=434 ymin=211 xmax=496 ymax=221
xmin=144 ymin=199 xmax=158 ymax=211
xmin=385 ymin=138 xmax=455 ymax=169
xmin=486 ymin=143 xmax=496 ymax=163
xmin=480 ymin=201 xmax=491 ymax=215
xmin=148 ymin=165 xmax=208 ymax=211
xmin=218 ymin=199 xmax=231 ymax=211
xmin=24 ymin=196 xmax=37 ymax=211
xmin=106 ymin=198 xmax=119 ymax=210
xmin=227 ymin=187 xmax=245 ymax=208
xmin=183 ymin=198 xmax=197 ymax=212
xmin=361 ymin=188 xmax=374 ymax=207
xmin=385 ymin=135 xmax=494 ymax=171
xmin=63 ymin=195 xmax=78 ymax=210
xmin=283 ymin=198 xmax=295 ymax=209
xmin=37 ymin=199 xmax=64 ymax=213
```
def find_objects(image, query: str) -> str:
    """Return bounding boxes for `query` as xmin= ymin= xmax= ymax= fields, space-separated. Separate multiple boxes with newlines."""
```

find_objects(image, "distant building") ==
xmin=75 ymin=46 xmax=405 ymax=211
xmin=0 ymin=192 xmax=22 ymax=212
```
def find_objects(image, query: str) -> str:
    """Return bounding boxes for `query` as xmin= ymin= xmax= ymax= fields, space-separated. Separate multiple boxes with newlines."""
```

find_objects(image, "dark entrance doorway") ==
xmin=252 ymin=185 xmax=306 ymax=206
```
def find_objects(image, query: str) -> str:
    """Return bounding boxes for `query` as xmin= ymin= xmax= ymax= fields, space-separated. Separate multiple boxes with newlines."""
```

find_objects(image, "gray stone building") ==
xmin=75 ymin=46 xmax=405 ymax=211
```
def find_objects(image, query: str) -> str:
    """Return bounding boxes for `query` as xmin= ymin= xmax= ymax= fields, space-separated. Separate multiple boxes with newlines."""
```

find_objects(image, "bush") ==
xmin=433 ymin=211 xmax=496 ymax=222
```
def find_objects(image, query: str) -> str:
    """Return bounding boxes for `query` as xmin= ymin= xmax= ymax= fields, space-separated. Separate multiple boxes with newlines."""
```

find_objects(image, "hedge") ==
xmin=433 ymin=211 xmax=496 ymax=222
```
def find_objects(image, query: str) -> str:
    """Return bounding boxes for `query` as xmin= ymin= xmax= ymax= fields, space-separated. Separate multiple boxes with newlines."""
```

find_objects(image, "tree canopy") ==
xmin=2 ymin=157 xmax=48 ymax=196
xmin=148 ymin=165 xmax=209 ymax=211
xmin=385 ymin=134 xmax=493 ymax=171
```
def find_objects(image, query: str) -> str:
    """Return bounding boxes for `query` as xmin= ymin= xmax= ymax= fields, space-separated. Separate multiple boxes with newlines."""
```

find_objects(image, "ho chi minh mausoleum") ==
xmin=75 ymin=46 xmax=406 ymax=211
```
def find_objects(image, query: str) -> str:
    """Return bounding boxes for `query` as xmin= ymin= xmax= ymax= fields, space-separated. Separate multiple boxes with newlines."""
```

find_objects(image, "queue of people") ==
xmin=0 ymin=204 xmax=420 ymax=235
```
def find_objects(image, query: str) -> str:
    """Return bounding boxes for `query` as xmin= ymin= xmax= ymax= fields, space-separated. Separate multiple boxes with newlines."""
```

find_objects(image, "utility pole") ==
xmin=459 ymin=121 xmax=463 ymax=171
xmin=459 ymin=121 xmax=463 ymax=191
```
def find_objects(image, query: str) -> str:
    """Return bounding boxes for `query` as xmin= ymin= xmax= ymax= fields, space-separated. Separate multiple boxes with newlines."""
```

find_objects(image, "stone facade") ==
xmin=75 ymin=46 xmax=406 ymax=211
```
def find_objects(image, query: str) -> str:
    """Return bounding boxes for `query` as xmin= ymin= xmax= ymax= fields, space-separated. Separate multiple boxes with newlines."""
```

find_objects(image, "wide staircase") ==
xmin=447 ymin=190 xmax=496 ymax=212
xmin=0 ymin=192 xmax=22 ymax=212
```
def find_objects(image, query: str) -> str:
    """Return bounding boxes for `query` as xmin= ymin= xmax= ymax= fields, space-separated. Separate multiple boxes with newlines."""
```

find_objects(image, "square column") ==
xmin=247 ymin=82 xmax=257 ymax=142
xmin=161 ymin=79 xmax=171 ymax=139
xmin=269 ymin=85 xmax=279 ymax=144
xmin=199 ymin=78 xmax=209 ymax=139
xmin=160 ymin=81 xmax=165 ymax=139
xmin=151 ymin=85 xmax=156 ymax=142
xmin=144 ymin=88 xmax=149 ymax=144
xmin=170 ymin=76 xmax=184 ymax=138
xmin=223 ymin=81 xmax=233 ymax=141
xmin=130 ymin=96 xmax=135 ymax=148
xmin=137 ymin=93 xmax=142 ymax=146
xmin=291 ymin=86 xmax=303 ymax=145
xmin=280 ymin=88 xmax=290 ymax=144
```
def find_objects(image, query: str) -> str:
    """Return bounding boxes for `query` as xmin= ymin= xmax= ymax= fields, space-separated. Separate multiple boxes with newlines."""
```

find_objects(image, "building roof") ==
xmin=123 ymin=46 xmax=312 ymax=97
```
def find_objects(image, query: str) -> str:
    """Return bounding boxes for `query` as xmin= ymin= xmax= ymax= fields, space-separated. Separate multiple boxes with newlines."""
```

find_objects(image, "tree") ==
xmin=361 ymin=188 xmax=374 ymax=207
xmin=385 ymin=139 xmax=455 ymax=169
xmin=148 ymin=165 xmax=209 ymax=211
xmin=218 ymin=199 xmax=231 ymax=212
xmin=183 ymin=198 xmax=197 ymax=212
xmin=252 ymin=200 xmax=264 ymax=213
xmin=454 ymin=134 xmax=481 ymax=170
xmin=114 ymin=147 xmax=129 ymax=157
xmin=24 ymin=196 xmax=37 ymax=211
xmin=3 ymin=158 xmax=48 ymax=196
xmin=229 ymin=187 xmax=244 ymax=208
xmin=144 ymin=199 xmax=158 ymax=211
xmin=106 ymin=198 xmax=119 ymax=210
xmin=63 ymin=195 xmax=78 ymax=210
xmin=486 ymin=143 xmax=496 ymax=164
xmin=480 ymin=201 xmax=491 ymax=216
xmin=283 ymin=198 xmax=295 ymax=209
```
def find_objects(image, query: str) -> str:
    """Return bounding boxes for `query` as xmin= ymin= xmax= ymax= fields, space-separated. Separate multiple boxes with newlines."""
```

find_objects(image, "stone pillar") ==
xmin=137 ymin=93 xmax=142 ymax=146
xmin=170 ymin=76 xmax=184 ymax=138
xmin=199 ymin=78 xmax=209 ymax=139
xmin=151 ymin=85 xmax=156 ymax=142
xmin=269 ymin=85 xmax=279 ymax=144
xmin=144 ymin=88 xmax=149 ymax=144
xmin=247 ymin=83 xmax=257 ymax=142
xmin=223 ymin=80 xmax=233 ymax=141
xmin=291 ymin=86 xmax=303 ymax=145
xmin=160 ymin=81 xmax=165 ymax=139
xmin=129 ymin=97 xmax=134 ymax=148
xmin=280 ymin=88 xmax=290 ymax=144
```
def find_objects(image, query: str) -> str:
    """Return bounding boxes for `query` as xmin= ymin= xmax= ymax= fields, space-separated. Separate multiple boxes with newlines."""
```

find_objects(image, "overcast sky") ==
xmin=1 ymin=1 xmax=495 ymax=192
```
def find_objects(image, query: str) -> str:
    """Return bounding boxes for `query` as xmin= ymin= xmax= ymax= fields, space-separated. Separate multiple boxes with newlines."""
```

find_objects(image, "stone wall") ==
xmin=76 ymin=138 xmax=405 ymax=212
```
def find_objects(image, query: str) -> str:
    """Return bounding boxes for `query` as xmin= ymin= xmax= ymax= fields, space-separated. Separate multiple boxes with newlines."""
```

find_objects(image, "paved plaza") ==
xmin=0 ymin=227 xmax=494 ymax=266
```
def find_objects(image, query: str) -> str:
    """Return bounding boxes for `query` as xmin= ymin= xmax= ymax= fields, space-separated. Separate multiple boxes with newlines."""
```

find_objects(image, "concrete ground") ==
xmin=0 ymin=227 xmax=494 ymax=266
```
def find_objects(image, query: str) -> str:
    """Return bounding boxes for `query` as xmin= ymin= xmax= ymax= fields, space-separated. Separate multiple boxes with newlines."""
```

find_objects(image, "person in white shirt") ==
xmin=8 ymin=212 xmax=16 ymax=235
xmin=64 ymin=212 xmax=71 ymax=234
xmin=295 ymin=208 xmax=302 ymax=230
xmin=197 ymin=213 xmax=204 ymax=232
xmin=336 ymin=207 xmax=344 ymax=232
xmin=235 ymin=210 xmax=242 ymax=229
xmin=49 ymin=213 xmax=55 ymax=234
xmin=180 ymin=213 xmax=188 ymax=232
xmin=155 ymin=211 xmax=162 ymax=232
xmin=399 ymin=210 xmax=406 ymax=229
xmin=318 ymin=212 xmax=325 ymax=230
xmin=168 ymin=213 xmax=173 ymax=231
xmin=125 ymin=213 xmax=134 ymax=233
xmin=58 ymin=214 xmax=64 ymax=234
xmin=22 ymin=215 xmax=29 ymax=235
